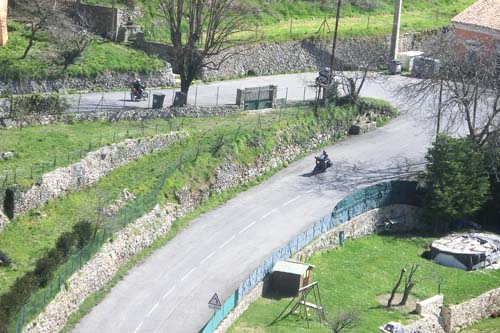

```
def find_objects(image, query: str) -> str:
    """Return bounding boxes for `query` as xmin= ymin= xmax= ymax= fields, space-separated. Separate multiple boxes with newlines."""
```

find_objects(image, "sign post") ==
xmin=208 ymin=293 xmax=222 ymax=311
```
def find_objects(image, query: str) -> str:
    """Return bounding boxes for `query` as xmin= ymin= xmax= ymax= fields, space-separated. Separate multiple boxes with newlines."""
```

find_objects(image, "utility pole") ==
xmin=111 ymin=0 xmax=118 ymax=42
xmin=389 ymin=0 xmax=403 ymax=60
xmin=329 ymin=0 xmax=342 ymax=74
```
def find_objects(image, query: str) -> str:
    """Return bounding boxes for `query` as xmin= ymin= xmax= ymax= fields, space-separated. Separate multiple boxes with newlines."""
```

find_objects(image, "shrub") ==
xmin=420 ymin=135 xmax=490 ymax=231
xmin=9 ymin=93 xmax=70 ymax=120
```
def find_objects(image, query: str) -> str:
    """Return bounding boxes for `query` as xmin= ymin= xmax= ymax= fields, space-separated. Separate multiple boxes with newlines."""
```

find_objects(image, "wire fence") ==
xmin=0 ymin=121 xmax=184 ymax=192
xmin=12 ymin=143 xmax=197 ymax=333
xmin=0 ymin=84 xmax=322 ymax=193
xmin=201 ymin=180 xmax=419 ymax=333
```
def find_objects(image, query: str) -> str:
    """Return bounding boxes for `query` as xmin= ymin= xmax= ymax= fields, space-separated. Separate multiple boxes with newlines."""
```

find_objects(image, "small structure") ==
xmin=430 ymin=233 xmax=500 ymax=270
xmin=236 ymin=85 xmax=277 ymax=111
xmin=0 ymin=0 xmax=7 ymax=46
xmin=271 ymin=260 xmax=314 ymax=296
xmin=397 ymin=51 xmax=424 ymax=72
xmin=452 ymin=0 xmax=500 ymax=65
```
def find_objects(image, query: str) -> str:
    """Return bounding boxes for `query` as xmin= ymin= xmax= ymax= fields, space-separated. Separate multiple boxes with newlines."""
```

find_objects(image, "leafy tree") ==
xmin=421 ymin=135 xmax=490 ymax=231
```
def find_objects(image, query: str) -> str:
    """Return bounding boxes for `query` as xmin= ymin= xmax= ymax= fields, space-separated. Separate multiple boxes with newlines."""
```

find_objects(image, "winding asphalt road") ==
xmin=72 ymin=73 xmax=437 ymax=333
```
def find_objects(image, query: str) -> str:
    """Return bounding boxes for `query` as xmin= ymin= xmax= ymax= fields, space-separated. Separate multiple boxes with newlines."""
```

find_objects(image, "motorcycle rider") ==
xmin=132 ymin=78 xmax=146 ymax=100
xmin=321 ymin=150 xmax=329 ymax=160
xmin=316 ymin=67 xmax=332 ymax=86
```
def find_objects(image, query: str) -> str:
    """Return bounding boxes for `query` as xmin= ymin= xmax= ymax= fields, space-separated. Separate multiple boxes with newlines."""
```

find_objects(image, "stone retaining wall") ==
xmin=293 ymin=205 xmax=423 ymax=261
xmin=402 ymin=287 xmax=500 ymax=333
xmin=134 ymin=28 xmax=448 ymax=81
xmin=0 ymin=105 xmax=240 ymax=129
xmin=443 ymin=287 xmax=500 ymax=332
xmin=0 ymin=132 xmax=187 ymax=227
xmin=0 ymin=68 xmax=174 ymax=95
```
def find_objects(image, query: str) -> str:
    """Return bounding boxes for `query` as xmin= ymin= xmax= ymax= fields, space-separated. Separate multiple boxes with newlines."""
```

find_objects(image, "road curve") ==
xmin=72 ymin=74 xmax=434 ymax=333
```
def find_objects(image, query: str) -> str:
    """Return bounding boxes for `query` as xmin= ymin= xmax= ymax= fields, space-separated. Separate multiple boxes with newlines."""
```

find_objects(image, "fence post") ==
xmin=285 ymin=87 xmax=289 ymax=109
xmin=123 ymin=91 xmax=126 ymax=108
xmin=195 ymin=86 xmax=198 ymax=106
xmin=216 ymin=86 xmax=220 ymax=106
xmin=78 ymin=94 xmax=81 ymax=113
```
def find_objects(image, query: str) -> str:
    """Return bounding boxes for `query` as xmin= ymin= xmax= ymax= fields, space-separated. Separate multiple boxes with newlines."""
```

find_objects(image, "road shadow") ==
xmin=293 ymin=156 xmax=426 ymax=194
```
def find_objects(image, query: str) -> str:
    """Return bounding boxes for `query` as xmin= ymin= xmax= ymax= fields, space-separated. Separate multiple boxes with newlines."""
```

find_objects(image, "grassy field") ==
xmin=0 ymin=120 xmax=180 ymax=188
xmin=140 ymin=0 xmax=475 ymax=43
xmin=229 ymin=235 xmax=500 ymax=333
xmin=462 ymin=317 xmax=500 ymax=332
xmin=0 ymin=22 xmax=165 ymax=82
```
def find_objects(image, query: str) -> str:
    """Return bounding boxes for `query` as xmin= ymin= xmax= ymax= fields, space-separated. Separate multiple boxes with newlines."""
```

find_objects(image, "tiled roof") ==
xmin=452 ymin=0 xmax=500 ymax=32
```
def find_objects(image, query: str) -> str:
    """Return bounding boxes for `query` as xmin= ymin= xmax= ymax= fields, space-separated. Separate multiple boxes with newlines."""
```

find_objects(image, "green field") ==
xmin=229 ymin=235 xmax=500 ymax=333
xmin=0 ymin=22 xmax=165 ymax=82
xmin=462 ymin=317 xmax=500 ymax=332
xmin=139 ymin=0 xmax=475 ymax=43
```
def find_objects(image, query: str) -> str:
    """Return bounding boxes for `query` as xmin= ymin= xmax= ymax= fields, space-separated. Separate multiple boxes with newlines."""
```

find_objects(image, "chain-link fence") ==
xmin=201 ymin=180 xmax=419 ymax=333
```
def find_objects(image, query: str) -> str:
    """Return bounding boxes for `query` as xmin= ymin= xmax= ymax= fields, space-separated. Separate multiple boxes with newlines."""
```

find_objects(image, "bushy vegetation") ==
xmin=420 ymin=136 xmax=490 ymax=231
xmin=0 ymin=222 xmax=93 ymax=333
xmin=229 ymin=235 xmax=500 ymax=333
xmin=7 ymin=94 xmax=70 ymax=120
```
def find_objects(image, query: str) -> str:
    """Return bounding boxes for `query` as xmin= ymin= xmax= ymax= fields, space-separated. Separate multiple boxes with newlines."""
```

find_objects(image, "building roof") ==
xmin=272 ymin=260 xmax=313 ymax=276
xmin=452 ymin=0 xmax=500 ymax=32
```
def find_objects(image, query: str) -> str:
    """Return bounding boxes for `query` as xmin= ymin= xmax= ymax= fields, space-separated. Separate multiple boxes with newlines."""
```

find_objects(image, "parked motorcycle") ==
xmin=312 ymin=154 xmax=332 ymax=174
xmin=130 ymin=88 xmax=149 ymax=101
xmin=315 ymin=67 xmax=333 ymax=86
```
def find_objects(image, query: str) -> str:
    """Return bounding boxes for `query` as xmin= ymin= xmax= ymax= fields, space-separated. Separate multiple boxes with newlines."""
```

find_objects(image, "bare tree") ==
xmin=387 ymin=267 xmax=406 ymax=308
xmin=49 ymin=10 xmax=94 ymax=70
xmin=399 ymin=33 xmax=500 ymax=146
xmin=335 ymin=38 xmax=389 ymax=104
xmin=399 ymin=264 xmax=420 ymax=306
xmin=16 ymin=0 xmax=68 ymax=59
xmin=156 ymin=0 xmax=249 ymax=102
xmin=326 ymin=309 xmax=360 ymax=333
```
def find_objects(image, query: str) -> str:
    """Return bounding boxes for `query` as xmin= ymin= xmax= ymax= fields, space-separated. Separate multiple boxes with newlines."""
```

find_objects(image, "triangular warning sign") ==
xmin=208 ymin=293 xmax=222 ymax=309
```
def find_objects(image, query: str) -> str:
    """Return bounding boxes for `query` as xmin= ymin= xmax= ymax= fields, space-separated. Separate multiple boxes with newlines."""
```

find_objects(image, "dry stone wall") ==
xmin=444 ymin=287 xmax=500 ymax=332
xmin=0 ymin=68 xmax=174 ymax=95
xmin=134 ymin=28 xmax=449 ymax=81
xmin=0 ymin=132 xmax=187 ymax=229
xmin=0 ymin=105 xmax=240 ymax=129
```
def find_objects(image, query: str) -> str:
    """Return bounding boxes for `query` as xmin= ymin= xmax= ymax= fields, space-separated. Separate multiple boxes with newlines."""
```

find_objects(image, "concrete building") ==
xmin=452 ymin=0 xmax=500 ymax=66
xmin=0 ymin=0 xmax=7 ymax=46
